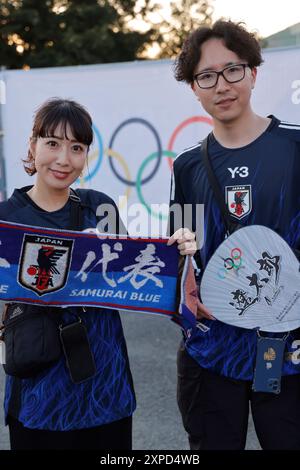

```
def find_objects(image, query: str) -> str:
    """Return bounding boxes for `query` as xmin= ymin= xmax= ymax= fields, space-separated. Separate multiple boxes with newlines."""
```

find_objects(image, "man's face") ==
xmin=192 ymin=38 xmax=257 ymax=124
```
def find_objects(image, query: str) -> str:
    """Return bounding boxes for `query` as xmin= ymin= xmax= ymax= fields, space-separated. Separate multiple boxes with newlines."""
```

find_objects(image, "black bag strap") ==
xmin=201 ymin=134 xmax=240 ymax=236
xmin=68 ymin=189 xmax=83 ymax=231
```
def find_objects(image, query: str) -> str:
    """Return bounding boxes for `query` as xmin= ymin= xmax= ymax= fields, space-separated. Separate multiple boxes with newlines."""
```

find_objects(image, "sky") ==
xmin=212 ymin=0 xmax=300 ymax=37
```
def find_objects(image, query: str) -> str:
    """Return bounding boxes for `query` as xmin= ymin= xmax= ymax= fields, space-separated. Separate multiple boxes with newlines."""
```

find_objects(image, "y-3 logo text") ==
xmin=228 ymin=167 xmax=249 ymax=178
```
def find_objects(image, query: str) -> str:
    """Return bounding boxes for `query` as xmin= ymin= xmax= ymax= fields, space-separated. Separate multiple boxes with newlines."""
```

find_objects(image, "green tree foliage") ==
xmin=55 ymin=0 xmax=154 ymax=65
xmin=0 ymin=0 xmax=153 ymax=68
xmin=0 ymin=0 xmax=64 ymax=68
xmin=147 ymin=0 xmax=214 ymax=59
xmin=0 ymin=0 xmax=213 ymax=69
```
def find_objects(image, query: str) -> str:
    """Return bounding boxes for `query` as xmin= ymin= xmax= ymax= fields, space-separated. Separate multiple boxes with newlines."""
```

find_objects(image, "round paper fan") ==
xmin=200 ymin=225 xmax=300 ymax=332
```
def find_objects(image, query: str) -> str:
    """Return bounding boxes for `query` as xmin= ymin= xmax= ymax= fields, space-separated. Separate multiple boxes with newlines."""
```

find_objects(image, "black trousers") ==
xmin=8 ymin=415 xmax=132 ymax=450
xmin=177 ymin=343 xmax=300 ymax=450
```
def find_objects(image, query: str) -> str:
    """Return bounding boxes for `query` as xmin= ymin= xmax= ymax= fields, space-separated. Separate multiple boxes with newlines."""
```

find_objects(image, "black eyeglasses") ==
xmin=193 ymin=63 xmax=249 ymax=89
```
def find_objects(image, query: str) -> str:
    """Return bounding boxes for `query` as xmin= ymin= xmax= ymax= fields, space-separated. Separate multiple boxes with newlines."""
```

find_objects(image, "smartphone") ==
xmin=60 ymin=320 xmax=96 ymax=384
xmin=252 ymin=337 xmax=285 ymax=394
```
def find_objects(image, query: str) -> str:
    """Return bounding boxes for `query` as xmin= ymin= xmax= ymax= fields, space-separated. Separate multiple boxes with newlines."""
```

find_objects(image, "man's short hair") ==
xmin=174 ymin=20 xmax=263 ymax=84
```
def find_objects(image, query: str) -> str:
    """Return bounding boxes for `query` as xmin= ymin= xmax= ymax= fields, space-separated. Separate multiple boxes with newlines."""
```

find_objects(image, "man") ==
xmin=169 ymin=20 xmax=300 ymax=450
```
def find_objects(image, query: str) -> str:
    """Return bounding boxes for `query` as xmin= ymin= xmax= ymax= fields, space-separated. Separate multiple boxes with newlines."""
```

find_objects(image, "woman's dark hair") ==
xmin=23 ymin=98 xmax=93 ymax=176
xmin=174 ymin=20 xmax=263 ymax=84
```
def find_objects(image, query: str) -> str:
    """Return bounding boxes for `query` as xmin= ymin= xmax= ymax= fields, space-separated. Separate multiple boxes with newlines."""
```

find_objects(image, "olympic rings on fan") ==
xmin=231 ymin=248 xmax=242 ymax=261
xmin=108 ymin=118 xmax=163 ymax=186
xmin=218 ymin=248 xmax=243 ymax=279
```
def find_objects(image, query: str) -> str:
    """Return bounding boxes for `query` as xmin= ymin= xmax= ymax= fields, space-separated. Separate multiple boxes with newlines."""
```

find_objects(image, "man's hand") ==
xmin=167 ymin=228 xmax=197 ymax=256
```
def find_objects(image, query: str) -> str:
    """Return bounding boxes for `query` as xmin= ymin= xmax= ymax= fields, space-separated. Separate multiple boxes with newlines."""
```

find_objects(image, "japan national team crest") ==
xmin=225 ymin=185 xmax=252 ymax=220
xmin=18 ymin=234 xmax=73 ymax=296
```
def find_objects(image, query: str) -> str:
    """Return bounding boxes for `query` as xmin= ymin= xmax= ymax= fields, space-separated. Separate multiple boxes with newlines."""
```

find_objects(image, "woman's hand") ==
xmin=167 ymin=228 xmax=215 ymax=321
xmin=196 ymin=297 xmax=215 ymax=321
xmin=167 ymin=228 xmax=197 ymax=256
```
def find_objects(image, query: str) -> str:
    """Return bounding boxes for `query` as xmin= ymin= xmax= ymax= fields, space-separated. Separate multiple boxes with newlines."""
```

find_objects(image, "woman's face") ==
xmin=30 ymin=123 xmax=88 ymax=191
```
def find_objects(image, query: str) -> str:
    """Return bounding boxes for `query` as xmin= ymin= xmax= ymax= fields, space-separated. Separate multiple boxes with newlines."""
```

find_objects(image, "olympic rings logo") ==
xmin=218 ymin=247 xmax=244 ymax=280
xmin=78 ymin=116 xmax=213 ymax=220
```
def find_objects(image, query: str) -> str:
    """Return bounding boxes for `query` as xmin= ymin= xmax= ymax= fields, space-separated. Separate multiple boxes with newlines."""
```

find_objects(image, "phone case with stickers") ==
xmin=252 ymin=337 xmax=286 ymax=394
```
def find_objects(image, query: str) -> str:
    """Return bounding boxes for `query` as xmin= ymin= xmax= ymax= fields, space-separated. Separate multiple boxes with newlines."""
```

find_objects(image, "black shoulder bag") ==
xmin=1 ymin=190 xmax=85 ymax=379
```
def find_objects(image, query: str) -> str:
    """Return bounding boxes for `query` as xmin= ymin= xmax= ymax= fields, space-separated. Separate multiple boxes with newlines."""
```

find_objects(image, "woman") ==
xmin=0 ymin=98 xmax=196 ymax=450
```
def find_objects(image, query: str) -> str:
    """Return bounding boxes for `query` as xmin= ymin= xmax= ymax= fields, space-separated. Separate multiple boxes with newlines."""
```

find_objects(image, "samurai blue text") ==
xmin=70 ymin=288 xmax=161 ymax=303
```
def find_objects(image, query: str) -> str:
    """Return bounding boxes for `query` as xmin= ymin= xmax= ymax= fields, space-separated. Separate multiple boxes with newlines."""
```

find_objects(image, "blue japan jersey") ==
xmin=170 ymin=116 xmax=300 ymax=380
xmin=1 ymin=187 xmax=136 ymax=430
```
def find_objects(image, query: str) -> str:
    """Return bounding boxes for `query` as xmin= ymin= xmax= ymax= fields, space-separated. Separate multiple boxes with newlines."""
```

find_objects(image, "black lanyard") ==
xmin=200 ymin=134 xmax=240 ymax=237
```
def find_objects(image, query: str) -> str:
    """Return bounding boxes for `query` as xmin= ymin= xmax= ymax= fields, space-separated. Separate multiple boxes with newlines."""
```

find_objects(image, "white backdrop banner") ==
xmin=0 ymin=46 xmax=299 ymax=236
